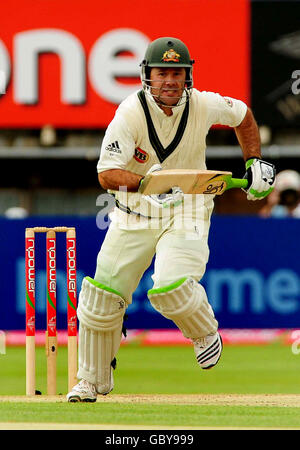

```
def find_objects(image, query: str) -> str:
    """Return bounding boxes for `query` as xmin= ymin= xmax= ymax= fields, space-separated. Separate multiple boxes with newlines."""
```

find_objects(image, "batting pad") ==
xmin=77 ymin=277 xmax=127 ymax=394
xmin=148 ymin=277 xmax=218 ymax=339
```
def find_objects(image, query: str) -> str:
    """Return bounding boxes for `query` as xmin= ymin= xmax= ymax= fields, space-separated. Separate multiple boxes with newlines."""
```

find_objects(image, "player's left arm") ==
xmin=234 ymin=107 xmax=276 ymax=201
xmin=234 ymin=107 xmax=261 ymax=161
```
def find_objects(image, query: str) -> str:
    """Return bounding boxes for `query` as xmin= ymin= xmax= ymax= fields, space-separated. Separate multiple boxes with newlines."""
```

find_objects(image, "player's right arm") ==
xmin=97 ymin=111 xmax=142 ymax=192
xmin=98 ymin=169 xmax=143 ymax=192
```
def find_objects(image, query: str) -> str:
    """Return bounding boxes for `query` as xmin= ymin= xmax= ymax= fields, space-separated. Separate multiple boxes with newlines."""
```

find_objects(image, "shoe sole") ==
xmin=202 ymin=334 xmax=223 ymax=370
xmin=67 ymin=395 xmax=97 ymax=403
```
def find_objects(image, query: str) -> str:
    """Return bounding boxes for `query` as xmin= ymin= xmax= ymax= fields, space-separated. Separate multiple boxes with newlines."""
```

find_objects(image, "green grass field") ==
xmin=0 ymin=343 xmax=300 ymax=429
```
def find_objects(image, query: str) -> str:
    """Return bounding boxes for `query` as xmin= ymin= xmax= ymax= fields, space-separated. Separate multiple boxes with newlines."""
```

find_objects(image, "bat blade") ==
xmin=139 ymin=169 xmax=248 ymax=195
xmin=190 ymin=172 xmax=230 ymax=195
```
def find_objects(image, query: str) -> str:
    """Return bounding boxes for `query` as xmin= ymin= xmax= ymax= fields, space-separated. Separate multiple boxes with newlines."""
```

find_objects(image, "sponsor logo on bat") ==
xmin=203 ymin=182 xmax=225 ymax=194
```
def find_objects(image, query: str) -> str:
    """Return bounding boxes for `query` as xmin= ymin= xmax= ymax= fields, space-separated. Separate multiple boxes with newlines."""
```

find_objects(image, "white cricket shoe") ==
xmin=193 ymin=332 xmax=223 ymax=369
xmin=66 ymin=379 xmax=97 ymax=403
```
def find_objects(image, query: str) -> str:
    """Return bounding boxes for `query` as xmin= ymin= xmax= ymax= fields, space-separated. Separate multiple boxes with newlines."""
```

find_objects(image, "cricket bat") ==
xmin=139 ymin=169 xmax=248 ymax=195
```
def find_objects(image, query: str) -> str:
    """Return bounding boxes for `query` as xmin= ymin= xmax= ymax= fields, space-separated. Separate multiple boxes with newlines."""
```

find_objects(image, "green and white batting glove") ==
xmin=143 ymin=186 xmax=184 ymax=209
xmin=243 ymin=158 xmax=276 ymax=201
xmin=141 ymin=163 xmax=183 ymax=208
xmin=147 ymin=163 xmax=163 ymax=175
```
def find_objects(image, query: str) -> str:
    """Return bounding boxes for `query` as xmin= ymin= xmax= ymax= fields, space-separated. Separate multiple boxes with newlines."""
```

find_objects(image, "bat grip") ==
xmin=230 ymin=178 xmax=248 ymax=190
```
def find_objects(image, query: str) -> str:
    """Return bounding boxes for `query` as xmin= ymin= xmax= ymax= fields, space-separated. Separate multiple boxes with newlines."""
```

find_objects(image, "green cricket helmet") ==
xmin=140 ymin=37 xmax=195 ymax=107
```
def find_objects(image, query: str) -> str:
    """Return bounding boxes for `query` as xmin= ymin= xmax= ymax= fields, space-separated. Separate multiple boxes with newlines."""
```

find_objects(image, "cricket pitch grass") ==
xmin=0 ymin=343 xmax=300 ymax=429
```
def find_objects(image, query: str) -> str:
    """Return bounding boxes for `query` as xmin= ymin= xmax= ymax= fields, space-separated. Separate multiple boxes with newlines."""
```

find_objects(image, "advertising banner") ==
xmin=251 ymin=0 xmax=300 ymax=127
xmin=1 ymin=215 xmax=299 ymax=332
xmin=0 ymin=0 xmax=249 ymax=128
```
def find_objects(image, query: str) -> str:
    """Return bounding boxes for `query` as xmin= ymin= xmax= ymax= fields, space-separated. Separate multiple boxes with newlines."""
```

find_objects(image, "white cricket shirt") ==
xmin=97 ymin=88 xmax=247 ymax=224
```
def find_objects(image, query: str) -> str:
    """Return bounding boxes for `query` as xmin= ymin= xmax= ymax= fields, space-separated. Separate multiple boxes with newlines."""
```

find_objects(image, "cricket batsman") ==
xmin=67 ymin=37 xmax=276 ymax=402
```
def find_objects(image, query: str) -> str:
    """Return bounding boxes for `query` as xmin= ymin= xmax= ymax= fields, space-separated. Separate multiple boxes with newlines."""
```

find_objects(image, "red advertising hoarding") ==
xmin=0 ymin=0 xmax=249 ymax=128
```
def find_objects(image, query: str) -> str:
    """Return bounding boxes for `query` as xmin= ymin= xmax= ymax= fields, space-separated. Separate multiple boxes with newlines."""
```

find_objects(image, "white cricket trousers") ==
xmin=94 ymin=215 xmax=211 ymax=304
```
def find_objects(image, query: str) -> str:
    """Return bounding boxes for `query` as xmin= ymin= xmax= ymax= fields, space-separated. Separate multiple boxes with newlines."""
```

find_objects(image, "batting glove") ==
xmin=146 ymin=163 xmax=163 ymax=175
xmin=141 ymin=164 xmax=183 ymax=208
xmin=243 ymin=158 xmax=276 ymax=201
xmin=143 ymin=186 xmax=184 ymax=209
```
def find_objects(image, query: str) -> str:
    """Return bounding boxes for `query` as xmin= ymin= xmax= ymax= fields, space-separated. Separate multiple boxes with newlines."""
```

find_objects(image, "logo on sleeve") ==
xmin=134 ymin=147 xmax=149 ymax=163
xmin=105 ymin=141 xmax=121 ymax=154
xmin=223 ymin=97 xmax=233 ymax=107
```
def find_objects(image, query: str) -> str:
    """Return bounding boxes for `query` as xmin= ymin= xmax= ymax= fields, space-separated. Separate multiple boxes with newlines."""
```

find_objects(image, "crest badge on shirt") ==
xmin=134 ymin=148 xmax=149 ymax=163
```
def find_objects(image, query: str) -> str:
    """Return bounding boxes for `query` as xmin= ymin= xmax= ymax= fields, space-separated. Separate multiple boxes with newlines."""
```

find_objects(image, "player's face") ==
xmin=149 ymin=67 xmax=186 ymax=107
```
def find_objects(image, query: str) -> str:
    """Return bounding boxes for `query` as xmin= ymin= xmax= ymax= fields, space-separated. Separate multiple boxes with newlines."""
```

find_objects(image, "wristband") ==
xmin=245 ymin=157 xmax=261 ymax=170
xmin=138 ymin=177 xmax=144 ymax=190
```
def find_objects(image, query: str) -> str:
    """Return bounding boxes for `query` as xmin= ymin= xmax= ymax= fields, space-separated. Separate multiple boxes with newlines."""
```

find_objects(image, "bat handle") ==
xmin=229 ymin=178 xmax=248 ymax=190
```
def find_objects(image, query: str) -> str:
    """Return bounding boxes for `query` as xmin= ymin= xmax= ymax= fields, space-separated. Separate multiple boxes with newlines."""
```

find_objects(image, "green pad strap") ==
xmin=85 ymin=276 xmax=124 ymax=299
xmin=148 ymin=277 xmax=187 ymax=296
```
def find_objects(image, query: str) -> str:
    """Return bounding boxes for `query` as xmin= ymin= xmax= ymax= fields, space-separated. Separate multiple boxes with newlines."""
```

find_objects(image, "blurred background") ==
xmin=0 ymin=0 xmax=300 ymax=338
